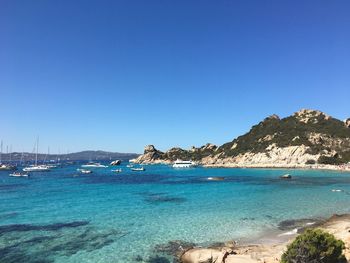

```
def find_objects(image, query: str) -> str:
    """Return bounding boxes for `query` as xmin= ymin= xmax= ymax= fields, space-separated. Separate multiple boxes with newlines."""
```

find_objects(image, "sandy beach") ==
xmin=180 ymin=214 xmax=350 ymax=263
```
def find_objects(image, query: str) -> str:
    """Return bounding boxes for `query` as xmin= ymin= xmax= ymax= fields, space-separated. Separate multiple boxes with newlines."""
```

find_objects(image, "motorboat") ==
xmin=172 ymin=160 xmax=197 ymax=168
xmin=131 ymin=167 xmax=145 ymax=171
xmin=280 ymin=174 xmax=292 ymax=179
xmin=81 ymin=162 xmax=108 ymax=168
xmin=9 ymin=171 xmax=29 ymax=177
xmin=111 ymin=169 xmax=122 ymax=173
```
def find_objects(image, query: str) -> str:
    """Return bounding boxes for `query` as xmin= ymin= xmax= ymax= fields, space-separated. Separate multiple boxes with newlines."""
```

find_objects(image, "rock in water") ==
xmin=110 ymin=160 xmax=121 ymax=166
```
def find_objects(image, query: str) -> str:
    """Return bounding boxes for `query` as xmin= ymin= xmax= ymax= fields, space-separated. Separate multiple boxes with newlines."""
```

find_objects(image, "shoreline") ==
xmin=179 ymin=214 xmax=350 ymax=263
xmin=137 ymin=161 xmax=350 ymax=172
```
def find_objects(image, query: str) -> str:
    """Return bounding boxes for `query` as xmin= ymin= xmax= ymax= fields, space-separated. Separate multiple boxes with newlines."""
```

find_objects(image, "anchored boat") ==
xmin=81 ymin=162 xmax=108 ymax=168
xmin=9 ymin=172 xmax=29 ymax=177
xmin=172 ymin=160 xmax=197 ymax=168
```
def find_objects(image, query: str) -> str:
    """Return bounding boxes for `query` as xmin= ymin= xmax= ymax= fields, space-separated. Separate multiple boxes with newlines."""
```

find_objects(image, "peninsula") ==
xmin=132 ymin=109 xmax=350 ymax=169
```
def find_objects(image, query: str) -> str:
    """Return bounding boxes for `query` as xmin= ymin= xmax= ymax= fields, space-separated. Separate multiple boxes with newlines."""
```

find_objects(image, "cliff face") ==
xmin=132 ymin=109 xmax=350 ymax=167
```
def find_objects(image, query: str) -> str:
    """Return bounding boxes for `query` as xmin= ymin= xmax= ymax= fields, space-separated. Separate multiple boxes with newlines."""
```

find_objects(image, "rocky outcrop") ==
xmin=133 ymin=109 xmax=350 ymax=167
xmin=294 ymin=109 xmax=331 ymax=124
xmin=345 ymin=118 xmax=350 ymax=128
xmin=130 ymin=145 xmax=165 ymax=164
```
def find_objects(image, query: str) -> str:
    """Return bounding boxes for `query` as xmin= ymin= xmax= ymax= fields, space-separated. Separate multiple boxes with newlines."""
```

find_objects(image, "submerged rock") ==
xmin=154 ymin=240 xmax=195 ymax=257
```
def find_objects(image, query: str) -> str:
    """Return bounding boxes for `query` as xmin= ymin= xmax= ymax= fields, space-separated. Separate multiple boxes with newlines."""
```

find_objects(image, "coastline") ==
xmin=179 ymin=214 xmax=350 ymax=263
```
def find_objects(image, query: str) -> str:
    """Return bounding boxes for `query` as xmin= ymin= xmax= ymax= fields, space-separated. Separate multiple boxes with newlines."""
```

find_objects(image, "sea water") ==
xmin=1 ymin=163 xmax=350 ymax=262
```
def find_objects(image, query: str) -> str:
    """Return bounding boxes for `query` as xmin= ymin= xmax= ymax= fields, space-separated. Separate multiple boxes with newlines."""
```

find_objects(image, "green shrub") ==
xmin=318 ymin=156 xmax=343 ymax=165
xmin=305 ymin=159 xmax=316 ymax=165
xmin=281 ymin=229 xmax=345 ymax=263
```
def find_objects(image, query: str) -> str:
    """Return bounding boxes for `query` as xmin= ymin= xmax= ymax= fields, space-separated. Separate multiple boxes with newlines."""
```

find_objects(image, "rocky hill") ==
xmin=132 ymin=109 xmax=350 ymax=167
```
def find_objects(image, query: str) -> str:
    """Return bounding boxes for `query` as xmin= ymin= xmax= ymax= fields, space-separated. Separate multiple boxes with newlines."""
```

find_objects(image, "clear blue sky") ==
xmin=1 ymin=0 xmax=349 ymax=154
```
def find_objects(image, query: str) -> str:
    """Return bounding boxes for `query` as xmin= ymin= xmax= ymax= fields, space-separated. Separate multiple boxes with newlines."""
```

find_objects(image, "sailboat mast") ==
xmin=9 ymin=145 xmax=12 ymax=163
xmin=0 ymin=140 xmax=2 ymax=164
xmin=35 ymin=137 xmax=39 ymax=166
xmin=20 ymin=150 xmax=24 ymax=166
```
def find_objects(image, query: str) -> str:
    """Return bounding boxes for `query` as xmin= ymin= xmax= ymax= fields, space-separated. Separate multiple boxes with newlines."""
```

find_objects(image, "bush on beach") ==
xmin=281 ymin=228 xmax=346 ymax=263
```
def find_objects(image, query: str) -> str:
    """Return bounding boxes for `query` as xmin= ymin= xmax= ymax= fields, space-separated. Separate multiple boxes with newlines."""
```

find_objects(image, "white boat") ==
xmin=81 ymin=162 xmax=108 ymax=168
xmin=9 ymin=172 xmax=29 ymax=177
xmin=131 ymin=167 xmax=145 ymax=171
xmin=111 ymin=169 xmax=122 ymax=173
xmin=126 ymin=164 xmax=133 ymax=168
xmin=23 ymin=138 xmax=51 ymax=172
xmin=23 ymin=165 xmax=50 ymax=172
xmin=77 ymin=169 xmax=92 ymax=174
xmin=172 ymin=160 xmax=197 ymax=168
xmin=280 ymin=174 xmax=292 ymax=179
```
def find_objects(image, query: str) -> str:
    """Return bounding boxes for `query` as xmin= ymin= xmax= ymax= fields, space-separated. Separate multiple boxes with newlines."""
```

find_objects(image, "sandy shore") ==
xmin=180 ymin=214 xmax=350 ymax=263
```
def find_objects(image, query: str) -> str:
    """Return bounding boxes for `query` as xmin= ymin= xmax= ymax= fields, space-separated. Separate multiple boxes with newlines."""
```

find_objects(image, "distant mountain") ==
xmin=132 ymin=109 xmax=350 ymax=167
xmin=0 ymin=150 xmax=139 ymax=163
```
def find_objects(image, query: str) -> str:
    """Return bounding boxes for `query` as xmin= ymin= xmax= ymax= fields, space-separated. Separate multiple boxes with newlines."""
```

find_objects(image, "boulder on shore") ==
xmin=180 ymin=248 xmax=231 ymax=263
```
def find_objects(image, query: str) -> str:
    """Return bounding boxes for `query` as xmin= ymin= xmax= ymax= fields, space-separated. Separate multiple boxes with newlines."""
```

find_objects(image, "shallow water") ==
xmin=1 ymin=164 xmax=350 ymax=262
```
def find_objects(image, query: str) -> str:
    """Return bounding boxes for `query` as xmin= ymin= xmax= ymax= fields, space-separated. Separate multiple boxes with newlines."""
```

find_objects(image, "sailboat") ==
xmin=44 ymin=147 xmax=57 ymax=168
xmin=23 ymin=138 xmax=50 ymax=172
xmin=0 ymin=140 xmax=17 ymax=171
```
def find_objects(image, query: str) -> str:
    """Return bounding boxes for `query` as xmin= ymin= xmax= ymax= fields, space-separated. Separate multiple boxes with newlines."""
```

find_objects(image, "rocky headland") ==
xmin=131 ymin=109 xmax=350 ymax=169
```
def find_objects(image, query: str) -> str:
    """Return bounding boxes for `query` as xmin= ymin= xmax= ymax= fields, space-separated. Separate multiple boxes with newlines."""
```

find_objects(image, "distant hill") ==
xmin=132 ymin=109 xmax=350 ymax=167
xmin=0 ymin=150 xmax=139 ymax=163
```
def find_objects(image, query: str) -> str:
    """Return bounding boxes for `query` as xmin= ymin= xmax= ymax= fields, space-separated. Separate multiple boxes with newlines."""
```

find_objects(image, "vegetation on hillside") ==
xmin=281 ymin=229 xmax=346 ymax=263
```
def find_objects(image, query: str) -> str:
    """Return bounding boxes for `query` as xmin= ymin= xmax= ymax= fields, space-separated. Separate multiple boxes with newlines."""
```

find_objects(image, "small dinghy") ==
xmin=77 ymin=169 xmax=92 ymax=174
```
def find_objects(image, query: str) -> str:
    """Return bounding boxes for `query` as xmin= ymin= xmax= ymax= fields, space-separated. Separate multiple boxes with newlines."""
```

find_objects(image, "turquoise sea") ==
xmin=1 ymin=163 xmax=350 ymax=263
